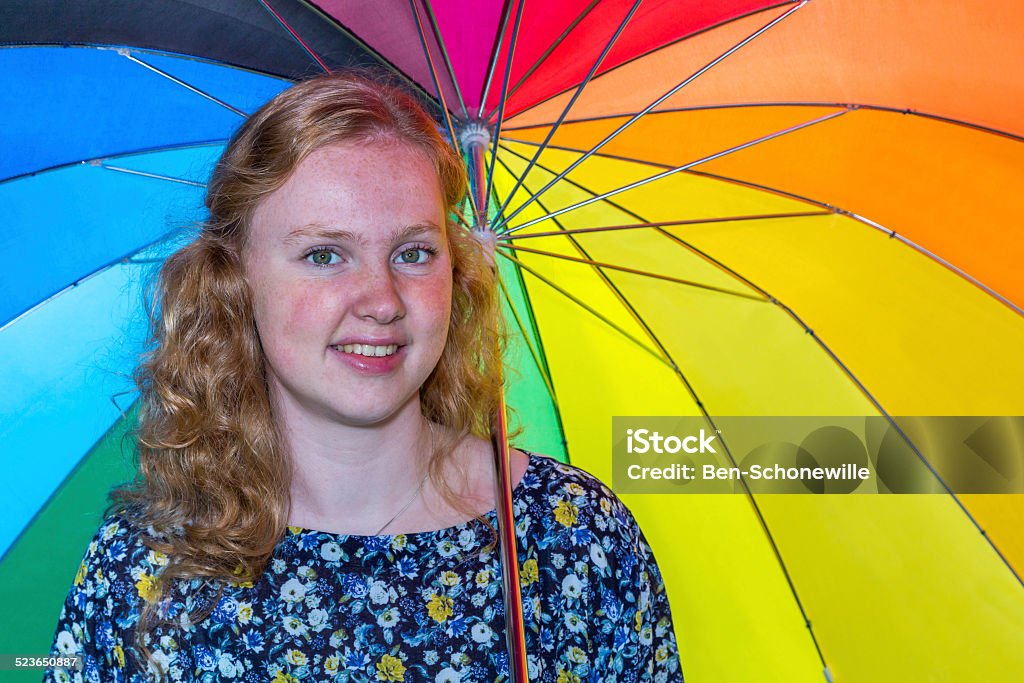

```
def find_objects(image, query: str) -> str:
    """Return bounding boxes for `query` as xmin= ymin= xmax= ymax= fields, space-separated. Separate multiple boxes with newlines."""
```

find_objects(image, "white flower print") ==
xmin=282 ymin=615 xmax=308 ymax=637
xmin=377 ymin=607 xmax=399 ymax=628
xmin=309 ymin=608 xmax=329 ymax=631
xmin=564 ymin=612 xmax=587 ymax=634
xmin=470 ymin=622 xmax=493 ymax=643
xmin=369 ymin=580 xmax=394 ymax=604
xmin=561 ymin=574 xmax=583 ymax=600
xmin=437 ymin=540 xmax=459 ymax=557
xmin=218 ymin=652 xmax=239 ymax=678
xmin=55 ymin=630 xmax=77 ymax=656
xmin=590 ymin=543 xmax=608 ymax=570
xmin=280 ymin=578 xmax=306 ymax=603
xmin=435 ymin=667 xmax=461 ymax=683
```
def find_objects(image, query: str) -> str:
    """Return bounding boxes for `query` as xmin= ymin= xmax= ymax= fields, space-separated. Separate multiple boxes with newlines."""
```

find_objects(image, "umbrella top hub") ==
xmin=471 ymin=227 xmax=496 ymax=265
xmin=459 ymin=121 xmax=491 ymax=150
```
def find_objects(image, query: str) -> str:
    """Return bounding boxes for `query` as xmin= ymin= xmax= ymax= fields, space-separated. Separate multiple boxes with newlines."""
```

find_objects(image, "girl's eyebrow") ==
xmin=283 ymin=222 xmax=441 ymax=246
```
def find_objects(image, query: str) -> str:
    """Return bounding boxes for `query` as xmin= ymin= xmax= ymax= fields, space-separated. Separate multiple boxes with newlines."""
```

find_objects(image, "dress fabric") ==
xmin=44 ymin=452 xmax=683 ymax=682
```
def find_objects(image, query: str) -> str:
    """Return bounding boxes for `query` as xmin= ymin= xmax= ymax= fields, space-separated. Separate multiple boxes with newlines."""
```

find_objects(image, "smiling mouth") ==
xmin=331 ymin=343 xmax=400 ymax=357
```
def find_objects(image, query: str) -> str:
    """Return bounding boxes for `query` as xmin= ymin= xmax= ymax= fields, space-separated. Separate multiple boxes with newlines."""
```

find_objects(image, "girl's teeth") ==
xmin=339 ymin=344 xmax=398 ymax=357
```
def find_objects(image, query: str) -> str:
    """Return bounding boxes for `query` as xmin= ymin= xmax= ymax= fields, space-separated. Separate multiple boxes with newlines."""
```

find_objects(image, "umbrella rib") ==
xmin=94 ymin=163 xmax=206 ymax=187
xmin=502 ymin=135 xmax=837 ymax=212
xmin=421 ymin=0 xmax=470 ymax=119
xmin=495 ymin=141 xmax=648 ymax=225
xmin=500 ymin=212 xmax=833 ymax=240
xmin=841 ymin=211 xmax=1024 ymax=317
xmin=501 ymin=1 xmax=797 ymax=127
xmin=2 ymin=140 xmax=229 ymax=187
xmin=484 ymin=0 xmax=527 ymax=225
xmin=408 ymin=0 xmax=475 ymax=219
xmin=293 ymin=4 xmax=437 ymax=103
xmin=501 ymin=108 xmax=849 ymax=235
xmin=119 ymin=51 xmax=248 ymax=118
xmin=495 ymin=250 xmax=671 ymax=369
xmin=504 ymin=243 xmax=766 ymax=302
xmin=494 ymin=0 xmax=808 ymax=230
xmin=495 ymin=273 xmax=562 ymax=413
xmin=477 ymin=0 xmax=515 ymax=119
xmin=685 ymin=168 xmax=1024 ymax=319
xmin=503 ymin=101 xmax=1024 ymax=142
xmin=492 ymin=0 xmax=644 ymax=227
xmin=0 ymin=231 xmax=182 ymax=333
xmin=496 ymin=140 xmax=815 ymax=301
xmin=483 ymin=0 xmax=601 ymax=121
xmin=257 ymin=0 xmax=331 ymax=73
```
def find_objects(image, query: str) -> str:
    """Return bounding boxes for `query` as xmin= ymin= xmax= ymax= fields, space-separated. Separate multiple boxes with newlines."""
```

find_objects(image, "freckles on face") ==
xmin=238 ymin=139 xmax=454 ymax=426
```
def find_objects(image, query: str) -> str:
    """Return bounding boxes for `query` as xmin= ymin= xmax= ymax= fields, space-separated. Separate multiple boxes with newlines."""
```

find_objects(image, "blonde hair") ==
xmin=108 ymin=71 xmax=509 ymax=678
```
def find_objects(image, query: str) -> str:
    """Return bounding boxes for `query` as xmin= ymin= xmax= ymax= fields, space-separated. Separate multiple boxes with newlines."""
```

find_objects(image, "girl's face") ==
xmin=243 ymin=139 xmax=453 ymax=428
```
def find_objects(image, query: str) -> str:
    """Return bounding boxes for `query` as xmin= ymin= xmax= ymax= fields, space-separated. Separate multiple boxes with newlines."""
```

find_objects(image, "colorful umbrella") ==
xmin=3 ymin=1 xmax=1024 ymax=681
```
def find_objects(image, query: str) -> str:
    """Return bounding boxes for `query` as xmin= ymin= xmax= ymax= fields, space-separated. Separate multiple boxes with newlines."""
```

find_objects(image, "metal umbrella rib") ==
xmin=495 ymin=0 xmax=602 ymax=112
xmin=495 ymin=0 xmax=808 ymax=231
xmin=501 ymin=108 xmax=850 ymax=235
xmin=492 ymin=0 xmax=645 ymax=227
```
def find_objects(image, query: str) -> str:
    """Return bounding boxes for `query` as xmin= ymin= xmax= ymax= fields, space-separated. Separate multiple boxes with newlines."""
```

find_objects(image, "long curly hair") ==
xmin=108 ymin=71 xmax=509 ymax=678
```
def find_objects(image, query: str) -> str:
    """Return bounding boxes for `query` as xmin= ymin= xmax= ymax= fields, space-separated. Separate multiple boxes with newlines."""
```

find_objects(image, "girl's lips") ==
xmin=329 ymin=344 xmax=404 ymax=375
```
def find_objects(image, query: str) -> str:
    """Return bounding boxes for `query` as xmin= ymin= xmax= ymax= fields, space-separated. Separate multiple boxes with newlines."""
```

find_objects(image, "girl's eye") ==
xmin=395 ymin=245 xmax=436 ymax=265
xmin=305 ymin=248 xmax=341 ymax=267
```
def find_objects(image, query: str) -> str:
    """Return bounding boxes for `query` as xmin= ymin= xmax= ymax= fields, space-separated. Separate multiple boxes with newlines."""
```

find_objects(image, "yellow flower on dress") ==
xmin=375 ymin=654 xmax=406 ymax=681
xmin=521 ymin=558 xmax=538 ymax=586
xmin=74 ymin=561 xmax=87 ymax=587
xmin=325 ymin=656 xmax=340 ymax=675
xmin=553 ymin=500 xmax=578 ymax=527
xmin=567 ymin=646 xmax=587 ymax=664
xmin=426 ymin=594 xmax=454 ymax=623
xmin=656 ymin=644 xmax=669 ymax=662
xmin=135 ymin=572 xmax=159 ymax=603
xmin=230 ymin=563 xmax=253 ymax=588
xmin=475 ymin=570 xmax=492 ymax=587
xmin=391 ymin=534 xmax=407 ymax=550
xmin=237 ymin=603 xmax=253 ymax=624
xmin=112 ymin=645 xmax=125 ymax=668
xmin=440 ymin=571 xmax=460 ymax=586
xmin=556 ymin=669 xmax=581 ymax=683
xmin=272 ymin=672 xmax=300 ymax=683
xmin=635 ymin=610 xmax=643 ymax=632
xmin=565 ymin=482 xmax=584 ymax=496
xmin=286 ymin=649 xmax=308 ymax=666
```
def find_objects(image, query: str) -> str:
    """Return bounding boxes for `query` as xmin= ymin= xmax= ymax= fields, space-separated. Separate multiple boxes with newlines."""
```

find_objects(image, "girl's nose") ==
xmin=354 ymin=264 xmax=404 ymax=324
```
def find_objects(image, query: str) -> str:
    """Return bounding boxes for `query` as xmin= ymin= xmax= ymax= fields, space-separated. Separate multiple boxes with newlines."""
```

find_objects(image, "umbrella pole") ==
xmin=462 ymin=123 xmax=529 ymax=683
xmin=490 ymin=396 xmax=529 ymax=683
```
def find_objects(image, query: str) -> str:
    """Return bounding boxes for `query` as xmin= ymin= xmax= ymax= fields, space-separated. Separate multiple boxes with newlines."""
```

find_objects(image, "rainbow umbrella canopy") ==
xmin=2 ymin=0 xmax=1024 ymax=681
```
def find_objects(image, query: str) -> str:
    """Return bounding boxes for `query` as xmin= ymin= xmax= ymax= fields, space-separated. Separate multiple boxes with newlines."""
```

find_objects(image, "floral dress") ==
xmin=44 ymin=452 xmax=683 ymax=682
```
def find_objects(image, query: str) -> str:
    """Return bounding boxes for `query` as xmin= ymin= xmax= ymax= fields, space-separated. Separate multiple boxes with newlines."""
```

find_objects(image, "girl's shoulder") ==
xmin=72 ymin=507 xmax=177 ymax=600
xmin=515 ymin=450 xmax=651 ymax=555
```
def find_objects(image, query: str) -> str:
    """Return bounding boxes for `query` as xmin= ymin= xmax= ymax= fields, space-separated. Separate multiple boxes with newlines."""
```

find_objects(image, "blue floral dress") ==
xmin=44 ymin=452 xmax=683 ymax=682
